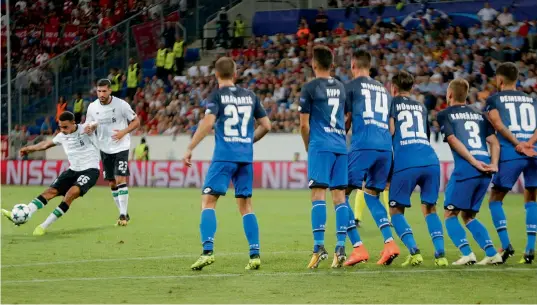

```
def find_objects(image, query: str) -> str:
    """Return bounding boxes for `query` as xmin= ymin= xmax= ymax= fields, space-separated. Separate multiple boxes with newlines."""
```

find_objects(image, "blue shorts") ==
xmin=444 ymin=175 xmax=492 ymax=212
xmin=389 ymin=165 xmax=440 ymax=208
xmin=202 ymin=161 xmax=253 ymax=198
xmin=348 ymin=150 xmax=392 ymax=191
xmin=492 ymin=158 xmax=537 ymax=191
xmin=308 ymin=150 xmax=348 ymax=190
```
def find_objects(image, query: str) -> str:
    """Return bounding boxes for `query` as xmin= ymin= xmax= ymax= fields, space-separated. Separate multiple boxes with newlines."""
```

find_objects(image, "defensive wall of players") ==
xmin=0 ymin=135 xmax=526 ymax=192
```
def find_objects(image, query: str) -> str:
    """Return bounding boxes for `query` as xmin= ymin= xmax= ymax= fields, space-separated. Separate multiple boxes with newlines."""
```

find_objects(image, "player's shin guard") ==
xmin=335 ymin=203 xmax=349 ymax=250
xmin=28 ymin=195 xmax=48 ymax=216
xmin=392 ymin=213 xmax=418 ymax=254
xmin=364 ymin=192 xmax=393 ymax=243
xmin=200 ymin=208 xmax=217 ymax=253
xmin=41 ymin=202 xmax=69 ymax=229
xmin=425 ymin=213 xmax=445 ymax=257
xmin=489 ymin=201 xmax=511 ymax=249
xmin=525 ymin=202 xmax=537 ymax=253
xmin=311 ymin=200 xmax=327 ymax=251
xmin=466 ymin=219 xmax=497 ymax=257
xmin=354 ymin=190 xmax=366 ymax=221
xmin=111 ymin=186 xmax=121 ymax=213
xmin=345 ymin=196 xmax=362 ymax=247
xmin=117 ymin=184 xmax=129 ymax=216
xmin=242 ymin=213 xmax=260 ymax=257
xmin=445 ymin=216 xmax=472 ymax=256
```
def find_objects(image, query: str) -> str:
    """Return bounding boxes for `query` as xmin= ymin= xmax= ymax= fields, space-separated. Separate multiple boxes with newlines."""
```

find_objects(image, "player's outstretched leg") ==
xmin=191 ymin=195 xmax=217 ymax=271
xmin=461 ymin=211 xmax=502 ymax=265
xmin=390 ymin=206 xmax=422 ymax=267
xmin=422 ymin=205 xmax=447 ymax=266
xmin=444 ymin=211 xmax=476 ymax=265
xmin=2 ymin=193 xmax=52 ymax=225
xmin=521 ymin=197 xmax=537 ymax=264
xmin=308 ymin=188 xmax=328 ymax=269
xmin=344 ymin=192 xmax=369 ymax=266
xmin=364 ymin=190 xmax=399 ymax=265
xmin=33 ymin=186 xmax=81 ymax=236
xmin=488 ymin=189 xmax=514 ymax=262
xmin=239 ymin=198 xmax=260 ymax=270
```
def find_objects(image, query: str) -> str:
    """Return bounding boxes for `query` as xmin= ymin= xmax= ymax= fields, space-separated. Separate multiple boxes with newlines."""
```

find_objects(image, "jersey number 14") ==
xmin=362 ymin=89 xmax=389 ymax=121
xmin=224 ymin=105 xmax=252 ymax=137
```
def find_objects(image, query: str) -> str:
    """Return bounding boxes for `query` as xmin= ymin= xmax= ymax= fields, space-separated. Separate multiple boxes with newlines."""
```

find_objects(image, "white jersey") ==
xmin=86 ymin=96 xmax=136 ymax=154
xmin=52 ymin=124 xmax=100 ymax=171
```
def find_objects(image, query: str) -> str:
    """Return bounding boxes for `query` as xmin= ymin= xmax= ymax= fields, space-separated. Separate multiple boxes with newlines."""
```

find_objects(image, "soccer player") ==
xmin=184 ymin=57 xmax=271 ymax=271
xmin=2 ymin=112 xmax=100 ymax=235
xmin=388 ymin=71 xmax=447 ymax=267
xmin=300 ymin=46 xmax=349 ymax=269
xmin=344 ymin=50 xmax=399 ymax=266
xmin=85 ymin=79 xmax=140 ymax=226
xmin=437 ymin=78 xmax=503 ymax=265
xmin=484 ymin=62 xmax=537 ymax=264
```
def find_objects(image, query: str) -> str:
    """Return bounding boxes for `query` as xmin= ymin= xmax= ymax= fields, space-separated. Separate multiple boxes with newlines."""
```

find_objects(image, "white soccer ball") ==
xmin=11 ymin=204 xmax=30 ymax=225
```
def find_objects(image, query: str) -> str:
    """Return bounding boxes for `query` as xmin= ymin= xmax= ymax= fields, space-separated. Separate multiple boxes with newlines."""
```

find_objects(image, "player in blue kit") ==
xmin=387 ymin=71 xmax=448 ymax=267
xmin=437 ymin=78 xmax=503 ymax=265
xmin=300 ymin=46 xmax=349 ymax=269
xmin=484 ymin=62 xmax=537 ymax=264
xmin=184 ymin=57 xmax=272 ymax=271
xmin=343 ymin=50 xmax=399 ymax=266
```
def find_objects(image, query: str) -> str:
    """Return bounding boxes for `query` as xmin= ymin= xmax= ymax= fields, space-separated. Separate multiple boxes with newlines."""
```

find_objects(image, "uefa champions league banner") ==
xmin=0 ymin=160 xmax=526 ymax=193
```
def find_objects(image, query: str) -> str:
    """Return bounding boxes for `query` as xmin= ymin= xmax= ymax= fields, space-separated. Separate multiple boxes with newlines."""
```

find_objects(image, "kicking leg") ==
xmin=2 ymin=188 xmax=58 ymax=224
xmin=33 ymin=186 xmax=81 ymax=236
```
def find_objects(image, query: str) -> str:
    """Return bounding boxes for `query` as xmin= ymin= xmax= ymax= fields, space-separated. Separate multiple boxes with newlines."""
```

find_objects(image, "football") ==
xmin=11 ymin=204 xmax=30 ymax=225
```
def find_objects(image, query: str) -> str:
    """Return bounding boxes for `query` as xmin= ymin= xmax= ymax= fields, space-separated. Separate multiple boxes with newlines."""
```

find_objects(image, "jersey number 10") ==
xmin=224 ymin=105 xmax=252 ymax=137
xmin=505 ymin=103 xmax=537 ymax=132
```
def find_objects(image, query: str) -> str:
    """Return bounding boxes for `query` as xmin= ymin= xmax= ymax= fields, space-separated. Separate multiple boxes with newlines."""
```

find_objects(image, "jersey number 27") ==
xmin=224 ymin=105 xmax=252 ymax=137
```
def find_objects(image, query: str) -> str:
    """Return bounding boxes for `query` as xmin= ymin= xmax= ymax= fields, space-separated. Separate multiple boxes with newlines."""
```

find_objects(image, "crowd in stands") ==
xmin=7 ymin=2 xmax=537 ymax=145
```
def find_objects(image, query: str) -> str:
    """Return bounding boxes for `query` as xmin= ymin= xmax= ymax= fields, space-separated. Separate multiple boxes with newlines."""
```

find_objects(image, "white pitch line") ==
xmin=1 ymin=251 xmax=310 ymax=268
xmin=2 ymin=268 xmax=535 ymax=284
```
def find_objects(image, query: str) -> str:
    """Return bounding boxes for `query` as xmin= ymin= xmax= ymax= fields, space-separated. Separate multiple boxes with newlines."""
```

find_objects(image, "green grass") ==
xmin=1 ymin=186 xmax=536 ymax=304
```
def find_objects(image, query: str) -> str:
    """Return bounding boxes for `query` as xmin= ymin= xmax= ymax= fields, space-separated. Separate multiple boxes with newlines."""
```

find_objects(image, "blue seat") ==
xmin=185 ymin=48 xmax=200 ymax=62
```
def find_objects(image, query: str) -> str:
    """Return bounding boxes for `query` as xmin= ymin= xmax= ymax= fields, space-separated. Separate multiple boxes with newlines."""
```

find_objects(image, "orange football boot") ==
xmin=376 ymin=240 xmax=400 ymax=265
xmin=343 ymin=245 xmax=369 ymax=266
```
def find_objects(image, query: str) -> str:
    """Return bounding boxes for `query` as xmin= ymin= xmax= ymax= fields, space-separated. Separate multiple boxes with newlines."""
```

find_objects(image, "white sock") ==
xmin=41 ymin=203 xmax=69 ymax=229
xmin=111 ymin=188 xmax=121 ymax=213
xmin=28 ymin=196 xmax=47 ymax=216
xmin=117 ymin=184 xmax=129 ymax=216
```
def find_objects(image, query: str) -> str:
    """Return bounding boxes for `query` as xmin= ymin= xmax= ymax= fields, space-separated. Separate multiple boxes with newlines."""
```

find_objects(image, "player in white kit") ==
xmin=85 ymin=79 xmax=140 ymax=226
xmin=2 ymin=112 xmax=101 ymax=236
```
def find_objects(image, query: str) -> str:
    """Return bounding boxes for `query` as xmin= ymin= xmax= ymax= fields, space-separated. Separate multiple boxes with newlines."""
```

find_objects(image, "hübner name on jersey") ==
xmin=499 ymin=96 xmax=534 ymax=103
xmin=364 ymin=119 xmax=389 ymax=129
xmin=450 ymin=112 xmax=483 ymax=121
xmin=327 ymin=89 xmax=340 ymax=97
xmin=400 ymin=138 xmax=430 ymax=146
xmin=361 ymin=83 xmax=386 ymax=93
xmin=224 ymin=136 xmax=252 ymax=143
xmin=396 ymin=103 xmax=423 ymax=112
xmin=323 ymin=127 xmax=345 ymax=135
xmin=470 ymin=150 xmax=489 ymax=157
xmin=221 ymin=95 xmax=254 ymax=105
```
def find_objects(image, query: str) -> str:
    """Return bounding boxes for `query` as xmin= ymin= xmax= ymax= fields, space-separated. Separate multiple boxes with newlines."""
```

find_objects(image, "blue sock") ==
xmin=466 ymin=219 xmax=497 ymax=257
xmin=525 ymin=202 xmax=537 ymax=253
xmin=200 ymin=209 xmax=217 ymax=252
xmin=445 ymin=216 xmax=472 ymax=256
xmin=364 ymin=192 xmax=393 ymax=242
xmin=489 ymin=201 xmax=511 ymax=249
xmin=311 ymin=200 xmax=326 ymax=252
xmin=242 ymin=213 xmax=260 ymax=257
xmin=392 ymin=213 xmax=418 ymax=254
xmin=345 ymin=196 xmax=362 ymax=247
xmin=425 ymin=213 xmax=445 ymax=258
xmin=335 ymin=203 xmax=349 ymax=249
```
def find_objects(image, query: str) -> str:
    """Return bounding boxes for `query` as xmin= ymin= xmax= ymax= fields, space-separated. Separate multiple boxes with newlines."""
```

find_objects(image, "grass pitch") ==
xmin=1 ymin=186 xmax=536 ymax=303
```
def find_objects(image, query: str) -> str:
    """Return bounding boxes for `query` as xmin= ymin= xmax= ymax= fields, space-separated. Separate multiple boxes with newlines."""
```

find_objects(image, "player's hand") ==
xmin=19 ymin=147 xmax=31 ymax=157
xmin=183 ymin=149 xmax=193 ymax=167
xmin=484 ymin=163 xmax=498 ymax=174
xmin=111 ymin=129 xmax=126 ymax=142
xmin=516 ymin=142 xmax=537 ymax=157
xmin=472 ymin=161 xmax=489 ymax=173
xmin=84 ymin=124 xmax=97 ymax=135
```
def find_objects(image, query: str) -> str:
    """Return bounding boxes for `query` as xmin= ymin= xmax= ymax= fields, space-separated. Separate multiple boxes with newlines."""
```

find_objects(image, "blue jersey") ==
xmin=299 ymin=77 xmax=347 ymax=154
xmin=485 ymin=90 xmax=537 ymax=162
xmin=437 ymin=105 xmax=495 ymax=181
xmin=390 ymin=96 xmax=439 ymax=173
xmin=345 ymin=76 xmax=392 ymax=152
xmin=206 ymin=86 xmax=267 ymax=163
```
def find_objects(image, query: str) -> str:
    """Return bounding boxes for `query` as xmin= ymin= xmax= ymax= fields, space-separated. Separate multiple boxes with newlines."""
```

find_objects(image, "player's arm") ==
xmin=20 ymin=139 xmax=56 ymax=156
xmin=184 ymin=114 xmax=216 ymax=167
xmin=253 ymin=96 xmax=272 ymax=143
xmin=299 ymin=86 xmax=312 ymax=152
xmin=113 ymin=102 xmax=140 ymax=141
xmin=486 ymin=108 xmax=520 ymax=146
xmin=83 ymin=106 xmax=98 ymax=134
xmin=486 ymin=134 xmax=500 ymax=173
xmin=389 ymin=118 xmax=395 ymax=136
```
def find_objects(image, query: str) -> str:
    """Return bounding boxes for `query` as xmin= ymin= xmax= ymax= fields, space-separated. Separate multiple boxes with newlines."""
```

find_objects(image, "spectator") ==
xmin=477 ymin=2 xmax=498 ymax=24
xmin=55 ymin=96 xmax=67 ymax=122
xmin=232 ymin=14 xmax=246 ymax=49
xmin=497 ymin=7 xmax=515 ymax=27
xmin=40 ymin=117 xmax=52 ymax=135
xmin=313 ymin=7 xmax=329 ymax=35
xmin=73 ymin=93 xmax=84 ymax=124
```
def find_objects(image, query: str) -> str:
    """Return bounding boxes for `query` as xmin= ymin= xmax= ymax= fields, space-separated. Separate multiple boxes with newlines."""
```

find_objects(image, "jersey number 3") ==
xmin=224 ymin=105 xmax=252 ymax=137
